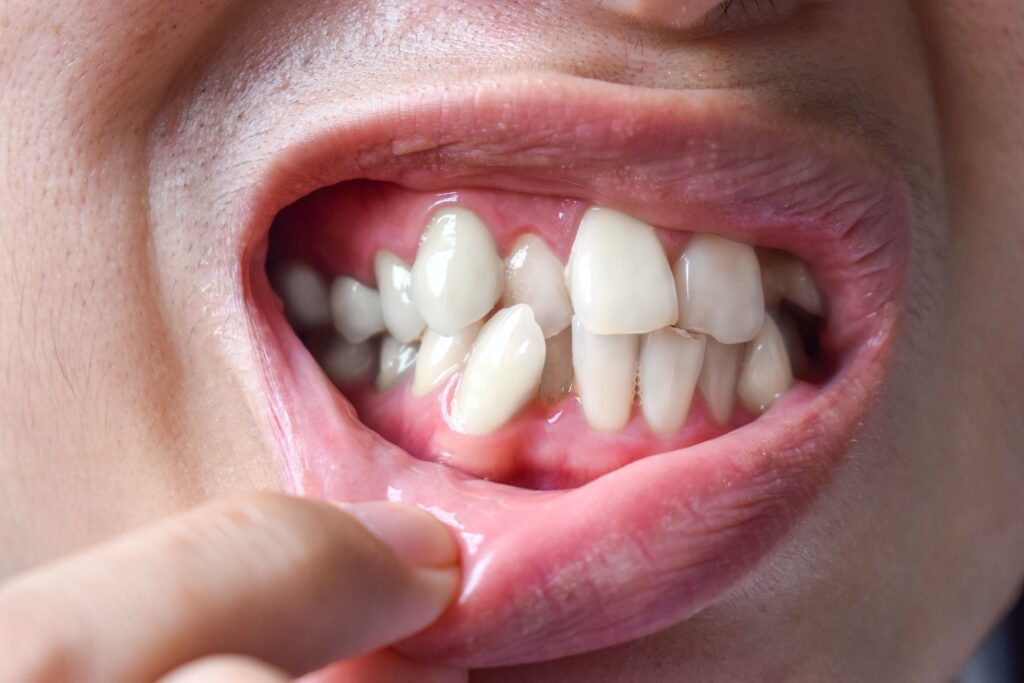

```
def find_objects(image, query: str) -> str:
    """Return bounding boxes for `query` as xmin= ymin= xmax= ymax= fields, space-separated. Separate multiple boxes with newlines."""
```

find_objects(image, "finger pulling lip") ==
xmin=240 ymin=74 xmax=910 ymax=666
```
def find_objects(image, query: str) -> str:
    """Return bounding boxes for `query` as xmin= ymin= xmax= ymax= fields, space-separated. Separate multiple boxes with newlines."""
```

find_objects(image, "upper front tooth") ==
xmin=502 ymin=234 xmax=573 ymax=338
xmin=638 ymin=328 xmax=706 ymax=435
xmin=738 ymin=316 xmax=794 ymax=412
xmin=411 ymin=207 xmax=504 ymax=336
xmin=452 ymin=305 xmax=546 ymax=435
xmin=330 ymin=276 xmax=386 ymax=344
xmin=571 ymin=317 xmax=639 ymax=432
xmin=760 ymin=251 xmax=824 ymax=316
xmin=377 ymin=335 xmax=418 ymax=392
xmin=274 ymin=263 xmax=331 ymax=330
xmin=675 ymin=233 xmax=765 ymax=344
xmin=567 ymin=208 xmax=678 ymax=335
xmin=412 ymin=321 xmax=483 ymax=397
xmin=375 ymin=250 xmax=427 ymax=343
xmin=698 ymin=338 xmax=743 ymax=426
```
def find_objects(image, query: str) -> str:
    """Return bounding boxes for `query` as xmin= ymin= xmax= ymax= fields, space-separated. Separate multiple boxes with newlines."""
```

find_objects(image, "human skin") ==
xmin=0 ymin=0 xmax=1022 ymax=681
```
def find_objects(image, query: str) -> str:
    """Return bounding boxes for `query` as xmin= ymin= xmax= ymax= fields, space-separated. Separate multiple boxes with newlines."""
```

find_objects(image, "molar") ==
xmin=330 ymin=276 xmax=386 ymax=344
xmin=321 ymin=336 xmax=376 ymax=386
xmin=412 ymin=321 xmax=483 ymax=397
xmin=273 ymin=262 xmax=331 ymax=330
xmin=638 ymin=328 xmax=706 ymax=435
xmin=738 ymin=316 xmax=794 ymax=412
xmin=375 ymin=250 xmax=426 ymax=343
xmin=571 ymin=317 xmax=639 ymax=432
xmin=502 ymin=234 xmax=573 ymax=338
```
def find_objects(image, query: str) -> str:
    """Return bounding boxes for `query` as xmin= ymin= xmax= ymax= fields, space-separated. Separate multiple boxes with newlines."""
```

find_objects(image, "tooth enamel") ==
xmin=738 ymin=316 xmax=794 ymax=412
xmin=411 ymin=207 xmax=504 ymax=336
xmin=567 ymin=208 xmax=678 ymax=335
xmin=412 ymin=321 xmax=483 ymax=397
xmin=774 ymin=311 xmax=811 ymax=379
xmin=675 ymin=234 xmax=765 ymax=344
xmin=502 ymin=234 xmax=573 ymax=338
xmin=539 ymin=327 xmax=574 ymax=404
xmin=321 ymin=337 xmax=376 ymax=386
xmin=760 ymin=251 xmax=824 ymax=316
xmin=273 ymin=263 xmax=331 ymax=330
xmin=452 ymin=305 xmax=546 ymax=435
xmin=571 ymin=317 xmax=639 ymax=432
xmin=376 ymin=336 xmax=418 ymax=392
xmin=698 ymin=338 xmax=744 ymax=426
xmin=375 ymin=251 xmax=426 ymax=343
xmin=638 ymin=328 xmax=706 ymax=435
xmin=330 ymin=276 xmax=386 ymax=344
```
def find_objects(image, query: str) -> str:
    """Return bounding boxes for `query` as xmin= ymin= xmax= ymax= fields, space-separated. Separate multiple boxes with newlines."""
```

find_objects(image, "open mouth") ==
xmin=242 ymin=75 xmax=910 ymax=667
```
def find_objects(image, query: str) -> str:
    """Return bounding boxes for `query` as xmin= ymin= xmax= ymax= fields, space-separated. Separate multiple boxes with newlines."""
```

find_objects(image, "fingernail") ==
xmin=343 ymin=502 xmax=460 ymax=569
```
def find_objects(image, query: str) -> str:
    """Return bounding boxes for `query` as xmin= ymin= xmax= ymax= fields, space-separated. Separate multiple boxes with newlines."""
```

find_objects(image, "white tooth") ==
xmin=567 ymin=208 xmax=678 ymax=335
xmin=330 ymin=276 xmax=386 ymax=344
xmin=452 ymin=305 xmax=546 ymax=435
xmin=774 ymin=311 xmax=810 ymax=379
xmin=321 ymin=337 xmax=376 ymax=386
xmin=738 ymin=316 xmax=794 ymax=413
xmin=502 ymin=234 xmax=573 ymax=338
xmin=638 ymin=328 xmax=706 ymax=435
xmin=539 ymin=327 xmax=574 ymax=404
xmin=273 ymin=263 xmax=331 ymax=330
xmin=411 ymin=207 xmax=504 ymax=335
xmin=675 ymin=234 xmax=765 ymax=344
xmin=412 ymin=321 xmax=483 ymax=397
xmin=571 ymin=317 xmax=639 ymax=432
xmin=376 ymin=336 xmax=418 ymax=392
xmin=375 ymin=251 xmax=426 ymax=343
xmin=698 ymin=338 xmax=744 ymax=426
xmin=760 ymin=251 xmax=824 ymax=316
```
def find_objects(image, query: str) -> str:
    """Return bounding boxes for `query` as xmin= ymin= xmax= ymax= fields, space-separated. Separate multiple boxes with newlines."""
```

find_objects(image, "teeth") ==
xmin=273 ymin=263 xmax=331 ymax=330
xmin=760 ymin=251 xmax=824 ymax=316
xmin=375 ymin=251 xmax=427 ymax=343
xmin=539 ymin=327 xmax=574 ymax=404
xmin=567 ymin=208 xmax=678 ymax=335
xmin=411 ymin=207 xmax=504 ymax=336
xmin=698 ymin=338 xmax=744 ymax=426
xmin=774 ymin=311 xmax=810 ymax=379
xmin=321 ymin=337 xmax=376 ymax=386
xmin=330 ymin=276 xmax=386 ymax=344
xmin=738 ymin=316 xmax=794 ymax=413
xmin=376 ymin=336 xmax=418 ymax=392
xmin=674 ymin=234 xmax=764 ymax=344
xmin=452 ymin=305 xmax=546 ymax=435
xmin=571 ymin=317 xmax=639 ymax=432
xmin=502 ymin=234 xmax=573 ymax=338
xmin=412 ymin=321 xmax=483 ymax=397
xmin=638 ymin=328 xmax=706 ymax=435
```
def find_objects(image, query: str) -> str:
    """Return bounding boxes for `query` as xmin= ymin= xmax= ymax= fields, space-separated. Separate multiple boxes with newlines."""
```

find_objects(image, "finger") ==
xmin=304 ymin=649 xmax=469 ymax=683
xmin=160 ymin=655 xmax=290 ymax=683
xmin=0 ymin=493 xmax=460 ymax=683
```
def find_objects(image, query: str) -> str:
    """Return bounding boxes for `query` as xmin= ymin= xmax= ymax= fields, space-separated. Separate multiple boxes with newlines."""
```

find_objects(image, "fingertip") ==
xmin=342 ymin=502 xmax=460 ymax=569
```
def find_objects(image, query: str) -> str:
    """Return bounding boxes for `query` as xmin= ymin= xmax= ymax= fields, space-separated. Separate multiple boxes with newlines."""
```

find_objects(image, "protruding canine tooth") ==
xmin=539 ymin=327 xmax=574 ymax=404
xmin=412 ymin=321 xmax=483 ymax=397
xmin=452 ymin=305 xmax=546 ymax=435
xmin=738 ymin=316 xmax=794 ymax=413
xmin=698 ymin=338 xmax=744 ymax=426
xmin=571 ymin=317 xmax=639 ymax=432
xmin=376 ymin=336 xmax=418 ymax=392
xmin=760 ymin=251 xmax=824 ymax=315
xmin=273 ymin=263 xmax=331 ymax=330
xmin=638 ymin=328 xmax=706 ymax=435
xmin=502 ymin=234 xmax=573 ymax=339
xmin=675 ymin=234 xmax=765 ymax=344
xmin=411 ymin=207 xmax=504 ymax=336
xmin=567 ymin=208 xmax=678 ymax=335
xmin=375 ymin=251 xmax=426 ymax=343
xmin=330 ymin=276 xmax=386 ymax=344
xmin=321 ymin=337 xmax=376 ymax=386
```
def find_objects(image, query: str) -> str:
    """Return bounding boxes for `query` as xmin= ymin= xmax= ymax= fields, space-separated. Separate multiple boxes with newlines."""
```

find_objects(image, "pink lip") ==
xmin=240 ymin=74 xmax=910 ymax=666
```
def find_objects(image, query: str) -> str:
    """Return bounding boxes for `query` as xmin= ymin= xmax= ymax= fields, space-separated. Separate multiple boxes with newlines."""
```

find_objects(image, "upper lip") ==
xmin=240 ymin=73 xmax=910 ymax=666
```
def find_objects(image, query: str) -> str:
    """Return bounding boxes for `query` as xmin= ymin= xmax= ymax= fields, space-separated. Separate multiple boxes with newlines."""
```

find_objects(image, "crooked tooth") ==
xmin=502 ymin=234 xmax=573 ymax=338
xmin=571 ymin=317 xmax=639 ymax=432
xmin=412 ymin=321 xmax=483 ymax=397
xmin=539 ymin=327 xmax=574 ymax=404
xmin=330 ymin=276 xmax=386 ymax=344
xmin=321 ymin=337 xmax=376 ymax=386
xmin=567 ymin=208 xmax=678 ymax=335
xmin=638 ymin=328 xmax=706 ymax=435
xmin=675 ymin=234 xmax=764 ymax=344
xmin=273 ymin=263 xmax=331 ymax=330
xmin=760 ymin=251 xmax=824 ymax=315
xmin=411 ymin=207 xmax=504 ymax=335
xmin=698 ymin=338 xmax=744 ymax=426
xmin=376 ymin=336 xmax=418 ymax=392
xmin=375 ymin=251 xmax=426 ymax=343
xmin=738 ymin=316 xmax=794 ymax=413
xmin=452 ymin=305 xmax=546 ymax=435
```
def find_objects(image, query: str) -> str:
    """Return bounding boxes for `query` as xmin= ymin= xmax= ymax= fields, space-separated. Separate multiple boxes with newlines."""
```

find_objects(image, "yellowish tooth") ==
xmin=375 ymin=250 xmax=426 ymax=343
xmin=273 ymin=262 xmax=331 ymax=330
xmin=412 ymin=321 xmax=483 ymax=397
xmin=698 ymin=338 xmax=744 ymax=426
xmin=376 ymin=335 xmax=418 ymax=392
xmin=571 ymin=317 xmax=639 ymax=432
xmin=330 ymin=276 xmax=386 ymax=344
xmin=502 ymin=234 xmax=573 ymax=338
xmin=539 ymin=327 xmax=574 ymax=404
xmin=760 ymin=251 xmax=824 ymax=316
xmin=738 ymin=317 xmax=794 ymax=412
xmin=638 ymin=328 xmax=706 ymax=435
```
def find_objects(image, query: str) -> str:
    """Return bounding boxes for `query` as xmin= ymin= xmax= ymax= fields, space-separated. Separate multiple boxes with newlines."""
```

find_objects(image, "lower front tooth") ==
xmin=376 ymin=336 xmax=418 ymax=392
xmin=539 ymin=327 xmax=574 ymax=404
xmin=698 ymin=338 xmax=744 ymax=426
xmin=638 ymin=328 xmax=706 ymax=435
xmin=321 ymin=337 xmax=376 ymax=386
xmin=330 ymin=276 xmax=386 ymax=344
xmin=412 ymin=321 xmax=483 ymax=397
xmin=572 ymin=317 xmax=639 ymax=432
xmin=738 ymin=316 xmax=794 ymax=412
xmin=452 ymin=305 xmax=546 ymax=435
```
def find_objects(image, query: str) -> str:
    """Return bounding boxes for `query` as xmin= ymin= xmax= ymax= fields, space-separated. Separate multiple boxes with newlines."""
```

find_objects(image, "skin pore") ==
xmin=0 ymin=1 xmax=1022 ymax=681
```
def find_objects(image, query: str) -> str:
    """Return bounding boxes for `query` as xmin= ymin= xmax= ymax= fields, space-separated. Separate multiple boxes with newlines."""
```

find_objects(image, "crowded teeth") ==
xmin=452 ymin=305 xmax=546 ymax=435
xmin=375 ymin=250 xmax=426 ymax=343
xmin=321 ymin=337 xmax=376 ymax=386
xmin=638 ymin=328 xmax=706 ymax=435
xmin=698 ymin=338 xmax=744 ymax=426
xmin=571 ymin=317 xmax=639 ymax=432
xmin=675 ymin=234 xmax=764 ymax=344
xmin=412 ymin=321 xmax=483 ymax=397
xmin=539 ymin=327 xmax=574 ymax=404
xmin=502 ymin=234 xmax=573 ymax=338
xmin=376 ymin=336 xmax=418 ymax=392
xmin=330 ymin=276 xmax=386 ymax=344
xmin=761 ymin=251 xmax=824 ymax=315
xmin=411 ymin=207 xmax=504 ymax=335
xmin=274 ymin=263 xmax=331 ymax=330
xmin=567 ymin=208 xmax=678 ymax=335
xmin=738 ymin=316 xmax=794 ymax=412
